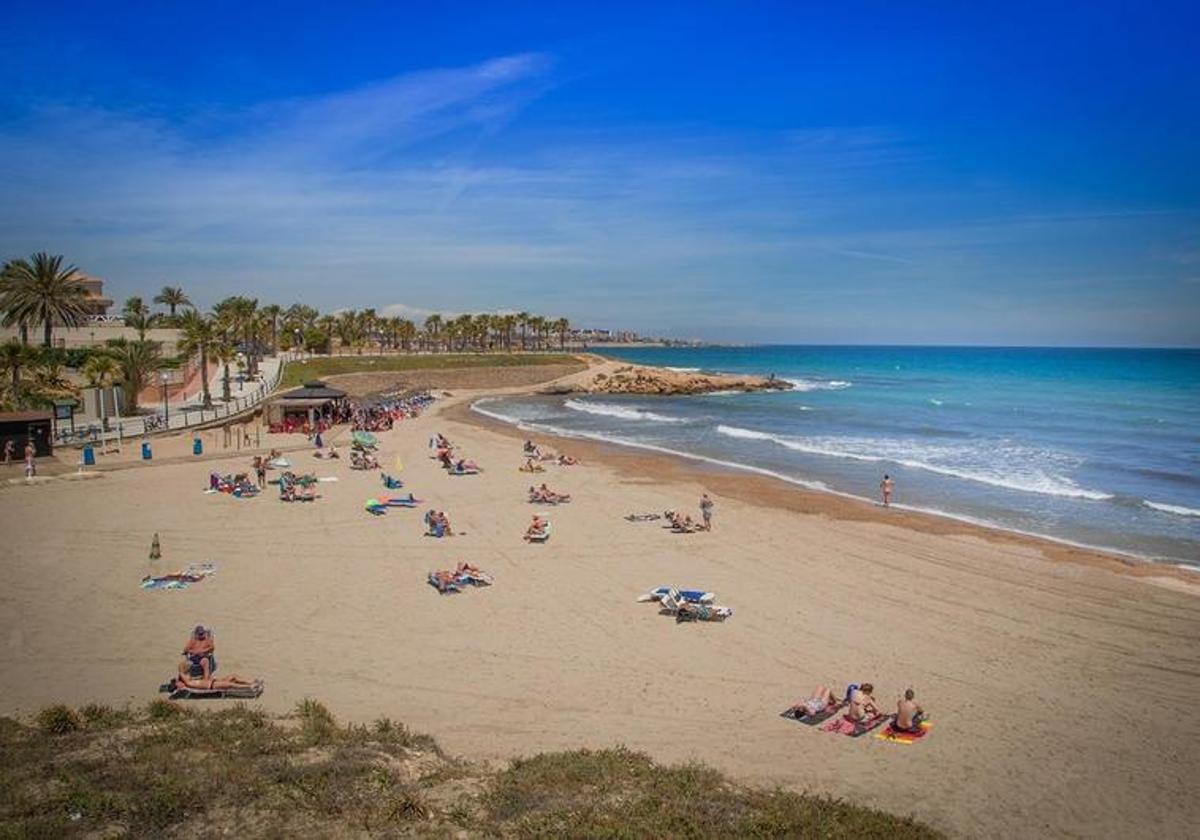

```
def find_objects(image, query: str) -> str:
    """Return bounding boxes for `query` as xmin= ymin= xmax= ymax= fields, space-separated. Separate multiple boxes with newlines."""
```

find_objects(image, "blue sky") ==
xmin=1 ymin=1 xmax=1196 ymax=345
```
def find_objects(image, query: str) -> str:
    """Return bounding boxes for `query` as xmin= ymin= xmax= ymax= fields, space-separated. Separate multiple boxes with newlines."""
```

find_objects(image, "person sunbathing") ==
xmin=520 ymin=458 xmax=545 ymax=473
xmin=453 ymin=459 xmax=479 ymax=472
xmin=528 ymin=485 xmax=549 ymax=502
xmin=557 ymin=454 xmax=581 ymax=466
xmin=174 ymin=672 xmax=260 ymax=692
xmin=791 ymin=685 xmax=839 ymax=717
xmin=538 ymin=483 xmax=570 ymax=503
xmin=847 ymin=683 xmax=880 ymax=722
xmin=524 ymin=515 xmax=548 ymax=540
xmin=456 ymin=561 xmax=483 ymax=576
xmin=894 ymin=688 xmax=926 ymax=733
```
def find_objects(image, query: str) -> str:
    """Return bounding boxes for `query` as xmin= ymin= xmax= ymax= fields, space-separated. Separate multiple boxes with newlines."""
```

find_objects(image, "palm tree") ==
xmin=0 ymin=340 xmax=33 ymax=407
xmin=517 ymin=312 xmax=531 ymax=351
xmin=423 ymin=314 xmax=443 ymax=352
xmin=1 ymin=252 xmax=89 ymax=347
xmin=107 ymin=339 xmax=164 ymax=412
xmin=259 ymin=304 xmax=282 ymax=354
xmin=397 ymin=318 xmax=416 ymax=352
xmin=81 ymin=353 xmax=119 ymax=388
xmin=123 ymin=297 xmax=154 ymax=341
xmin=178 ymin=310 xmax=218 ymax=408
xmin=316 ymin=315 xmax=337 ymax=352
xmin=26 ymin=358 xmax=76 ymax=406
xmin=554 ymin=317 xmax=571 ymax=351
xmin=213 ymin=339 xmax=237 ymax=402
xmin=0 ymin=261 xmax=32 ymax=344
xmin=153 ymin=286 xmax=191 ymax=319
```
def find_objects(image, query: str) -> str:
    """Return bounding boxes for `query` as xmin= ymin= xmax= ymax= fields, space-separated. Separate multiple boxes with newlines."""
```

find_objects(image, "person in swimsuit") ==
xmin=794 ymin=684 xmax=838 ymax=717
xmin=880 ymin=474 xmax=894 ymax=506
xmin=847 ymin=683 xmax=880 ymax=722
xmin=180 ymin=626 xmax=216 ymax=680
xmin=894 ymin=688 xmax=925 ymax=733
xmin=174 ymin=672 xmax=259 ymax=692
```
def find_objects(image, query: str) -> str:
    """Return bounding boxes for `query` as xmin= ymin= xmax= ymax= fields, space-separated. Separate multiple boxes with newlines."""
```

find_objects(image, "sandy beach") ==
xmin=1 ymin=370 xmax=1198 ymax=839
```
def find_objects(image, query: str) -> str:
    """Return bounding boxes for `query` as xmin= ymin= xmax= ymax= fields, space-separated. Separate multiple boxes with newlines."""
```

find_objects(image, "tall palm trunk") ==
xmin=199 ymin=346 xmax=212 ymax=407
xmin=43 ymin=319 xmax=53 ymax=348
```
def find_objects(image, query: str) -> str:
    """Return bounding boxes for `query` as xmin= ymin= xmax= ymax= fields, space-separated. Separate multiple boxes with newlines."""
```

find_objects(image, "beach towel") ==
xmin=624 ymin=513 xmax=662 ymax=522
xmin=141 ymin=563 xmax=216 ymax=591
xmin=674 ymin=603 xmax=733 ymax=622
xmin=822 ymin=713 xmax=888 ymax=737
xmin=268 ymin=458 xmax=290 ymax=469
xmin=160 ymin=678 xmax=263 ymax=700
xmin=876 ymin=717 xmax=933 ymax=744
xmin=381 ymin=494 xmax=420 ymax=507
xmin=428 ymin=572 xmax=461 ymax=594
xmin=781 ymin=700 xmax=846 ymax=725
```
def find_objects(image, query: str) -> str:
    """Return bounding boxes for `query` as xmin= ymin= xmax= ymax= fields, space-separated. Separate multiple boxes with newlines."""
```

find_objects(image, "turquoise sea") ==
xmin=475 ymin=346 xmax=1200 ymax=567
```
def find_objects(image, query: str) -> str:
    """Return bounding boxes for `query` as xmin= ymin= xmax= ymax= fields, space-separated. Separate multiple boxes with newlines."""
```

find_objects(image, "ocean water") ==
xmin=474 ymin=346 xmax=1200 ymax=567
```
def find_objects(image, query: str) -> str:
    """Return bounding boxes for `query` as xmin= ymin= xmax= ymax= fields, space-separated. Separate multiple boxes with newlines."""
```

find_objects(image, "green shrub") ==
xmin=34 ymin=705 xmax=82 ymax=735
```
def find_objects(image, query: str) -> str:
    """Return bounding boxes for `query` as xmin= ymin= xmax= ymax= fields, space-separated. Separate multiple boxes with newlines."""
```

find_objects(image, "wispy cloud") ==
xmin=0 ymin=50 xmax=1195 ymax=345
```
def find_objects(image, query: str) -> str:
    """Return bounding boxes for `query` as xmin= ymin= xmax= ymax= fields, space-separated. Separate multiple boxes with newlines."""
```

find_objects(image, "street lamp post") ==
xmin=160 ymin=372 xmax=170 ymax=424
xmin=294 ymin=328 xmax=302 ymax=359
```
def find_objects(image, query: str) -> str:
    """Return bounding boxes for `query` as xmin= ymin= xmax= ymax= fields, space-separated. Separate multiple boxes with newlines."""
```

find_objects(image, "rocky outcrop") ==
xmin=554 ymin=364 xmax=792 ymax=396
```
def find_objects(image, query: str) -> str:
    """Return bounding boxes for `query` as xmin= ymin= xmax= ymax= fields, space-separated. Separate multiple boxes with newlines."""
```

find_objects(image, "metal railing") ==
xmin=90 ymin=354 xmax=291 ymax=441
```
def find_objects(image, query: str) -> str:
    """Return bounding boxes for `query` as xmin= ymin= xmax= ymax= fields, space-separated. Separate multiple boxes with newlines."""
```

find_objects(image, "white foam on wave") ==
xmin=665 ymin=366 xmax=702 ymax=373
xmin=564 ymin=399 xmax=689 ymax=424
xmin=929 ymin=398 xmax=944 ymax=406
xmin=471 ymin=400 xmax=828 ymax=492
xmin=1143 ymin=500 xmax=1200 ymax=518
xmin=783 ymin=378 xmax=852 ymax=392
xmin=715 ymin=425 xmax=1114 ymax=501
xmin=471 ymin=400 xmax=1186 ymax=568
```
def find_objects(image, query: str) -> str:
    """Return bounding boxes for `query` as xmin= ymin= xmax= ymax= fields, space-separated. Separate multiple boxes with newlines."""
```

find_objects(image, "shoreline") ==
xmin=455 ymin=395 xmax=1200 ymax=593
xmin=4 ymin=361 xmax=1199 ymax=837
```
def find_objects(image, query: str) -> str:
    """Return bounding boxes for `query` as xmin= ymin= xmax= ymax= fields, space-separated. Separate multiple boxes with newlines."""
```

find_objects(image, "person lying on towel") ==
xmin=180 ymin=625 xmax=216 ymax=680
xmin=847 ymin=683 xmax=881 ymax=723
xmin=792 ymin=684 xmax=839 ymax=717
xmin=174 ymin=672 xmax=260 ymax=692
xmin=894 ymin=688 xmax=926 ymax=733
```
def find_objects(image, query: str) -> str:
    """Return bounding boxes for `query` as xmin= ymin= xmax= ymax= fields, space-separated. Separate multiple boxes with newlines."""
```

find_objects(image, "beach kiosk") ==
xmin=0 ymin=410 xmax=54 ymax=458
xmin=264 ymin=380 xmax=347 ymax=430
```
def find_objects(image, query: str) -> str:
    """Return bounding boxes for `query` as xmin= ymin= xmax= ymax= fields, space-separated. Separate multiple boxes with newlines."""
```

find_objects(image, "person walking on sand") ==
xmin=23 ymin=441 xmax=35 ymax=478
xmin=700 ymin=493 xmax=714 ymax=531
xmin=3 ymin=439 xmax=13 ymax=467
xmin=880 ymin=474 xmax=894 ymax=507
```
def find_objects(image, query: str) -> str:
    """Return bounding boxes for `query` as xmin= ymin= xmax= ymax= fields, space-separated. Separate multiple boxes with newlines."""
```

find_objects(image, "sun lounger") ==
xmin=142 ymin=563 xmax=216 ymax=591
xmin=637 ymin=586 xmax=714 ymax=604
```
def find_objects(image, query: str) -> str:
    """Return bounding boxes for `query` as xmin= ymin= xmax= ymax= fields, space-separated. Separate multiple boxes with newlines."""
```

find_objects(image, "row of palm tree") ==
xmin=1 ymin=251 xmax=580 ymax=412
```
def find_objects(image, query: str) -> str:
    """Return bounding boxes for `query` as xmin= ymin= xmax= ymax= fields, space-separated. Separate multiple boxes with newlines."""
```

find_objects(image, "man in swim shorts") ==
xmin=180 ymin=625 xmax=216 ymax=680
xmin=894 ymin=687 xmax=925 ymax=733
xmin=880 ymin=474 xmax=894 ymax=506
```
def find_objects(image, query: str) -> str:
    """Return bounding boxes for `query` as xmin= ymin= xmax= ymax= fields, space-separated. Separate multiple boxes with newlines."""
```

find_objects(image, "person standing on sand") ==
xmin=23 ymin=441 xmax=35 ymax=478
xmin=880 ymin=474 xmax=894 ymax=506
xmin=700 ymin=494 xmax=714 ymax=530
xmin=3 ymin=439 xmax=13 ymax=466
